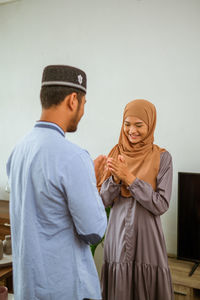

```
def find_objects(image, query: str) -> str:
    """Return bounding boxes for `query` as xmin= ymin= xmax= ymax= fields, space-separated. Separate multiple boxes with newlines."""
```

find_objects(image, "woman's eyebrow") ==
xmin=124 ymin=121 xmax=144 ymax=125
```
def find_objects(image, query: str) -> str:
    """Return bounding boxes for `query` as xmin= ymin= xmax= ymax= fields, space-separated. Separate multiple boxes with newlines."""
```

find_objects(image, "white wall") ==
xmin=0 ymin=0 xmax=200 ymax=255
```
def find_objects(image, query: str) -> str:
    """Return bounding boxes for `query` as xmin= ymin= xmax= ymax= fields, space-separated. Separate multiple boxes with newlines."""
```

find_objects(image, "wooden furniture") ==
xmin=0 ymin=200 xmax=13 ymax=293
xmin=0 ymin=266 xmax=13 ymax=293
xmin=0 ymin=200 xmax=10 ymax=241
xmin=168 ymin=256 xmax=200 ymax=300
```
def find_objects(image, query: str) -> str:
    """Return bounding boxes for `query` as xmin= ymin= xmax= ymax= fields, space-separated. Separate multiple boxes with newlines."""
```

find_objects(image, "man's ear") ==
xmin=65 ymin=93 xmax=78 ymax=111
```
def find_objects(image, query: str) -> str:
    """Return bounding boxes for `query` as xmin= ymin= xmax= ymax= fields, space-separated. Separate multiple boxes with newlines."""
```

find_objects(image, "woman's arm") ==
xmin=100 ymin=176 xmax=121 ymax=207
xmin=128 ymin=151 xmax=173 ymax=216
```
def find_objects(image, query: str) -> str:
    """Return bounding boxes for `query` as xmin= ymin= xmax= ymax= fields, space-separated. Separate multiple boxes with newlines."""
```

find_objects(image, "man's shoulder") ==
xmin=62 ymin=138 xmax=85 ymax=153
xmin=60 ymin=138 xmax=90 ymax=161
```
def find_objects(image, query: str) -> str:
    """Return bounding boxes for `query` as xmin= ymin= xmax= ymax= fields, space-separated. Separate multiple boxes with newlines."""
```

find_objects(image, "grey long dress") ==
xmin=100 ymin=151 xmax=174 ymax=300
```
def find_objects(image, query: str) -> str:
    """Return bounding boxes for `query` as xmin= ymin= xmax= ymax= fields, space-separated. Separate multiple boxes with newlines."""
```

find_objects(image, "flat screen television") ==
xmin=177 ymin=172 xmax=200 ymax=267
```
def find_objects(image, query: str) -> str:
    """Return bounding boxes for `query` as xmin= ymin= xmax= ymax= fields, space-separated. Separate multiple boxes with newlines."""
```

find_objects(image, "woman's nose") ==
xmin=129 ymin=126 xmax=136 ymax=134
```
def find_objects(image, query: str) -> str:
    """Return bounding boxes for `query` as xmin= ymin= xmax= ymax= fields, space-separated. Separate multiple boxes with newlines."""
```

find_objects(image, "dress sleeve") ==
xmin=128 ymin=151 xmax=173 ymax=216
xmin=100 ymin=176 xmax=121 ymax=207
xmin=62 ymin=150 xmax=107 ymax=245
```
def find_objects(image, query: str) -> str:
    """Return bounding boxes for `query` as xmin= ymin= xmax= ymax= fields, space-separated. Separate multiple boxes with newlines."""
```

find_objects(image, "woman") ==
xmin=98 ymin=99 xmax=174 ymax=300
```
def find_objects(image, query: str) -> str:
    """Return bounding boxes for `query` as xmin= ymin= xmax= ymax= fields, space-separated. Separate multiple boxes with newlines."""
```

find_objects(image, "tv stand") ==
xmin=168 ymin=256 xmax=200 ymax=300
xmin=189 ymin=262 xmax=200 ymax=277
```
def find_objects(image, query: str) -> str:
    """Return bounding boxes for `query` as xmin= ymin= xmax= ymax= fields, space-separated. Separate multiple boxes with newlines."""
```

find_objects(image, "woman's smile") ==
xmin=128 ymin=134 xmax=140 ymax=142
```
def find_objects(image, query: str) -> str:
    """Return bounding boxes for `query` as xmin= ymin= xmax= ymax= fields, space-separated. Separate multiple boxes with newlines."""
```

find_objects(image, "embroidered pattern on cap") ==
xmin=78 ymin=74 xmax=83 ymax=85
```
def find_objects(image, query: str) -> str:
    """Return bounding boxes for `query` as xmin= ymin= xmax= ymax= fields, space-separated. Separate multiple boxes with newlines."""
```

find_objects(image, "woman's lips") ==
xmin=129 ymin=135 xmax=139 ymax=139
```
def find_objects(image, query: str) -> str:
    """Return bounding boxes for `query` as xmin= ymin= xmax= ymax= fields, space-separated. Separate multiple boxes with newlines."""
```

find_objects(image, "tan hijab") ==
xmin=97 ymin=99 xmax=165 ymax=197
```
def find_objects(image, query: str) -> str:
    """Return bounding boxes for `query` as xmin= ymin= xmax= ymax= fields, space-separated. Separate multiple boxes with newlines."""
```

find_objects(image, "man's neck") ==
xmin=40 ymin=109 xmax=67 ymax=132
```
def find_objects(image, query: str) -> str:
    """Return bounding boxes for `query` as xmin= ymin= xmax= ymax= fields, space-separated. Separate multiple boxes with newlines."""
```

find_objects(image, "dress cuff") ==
xmin=127 ymin=177 xmax=139 ymax=191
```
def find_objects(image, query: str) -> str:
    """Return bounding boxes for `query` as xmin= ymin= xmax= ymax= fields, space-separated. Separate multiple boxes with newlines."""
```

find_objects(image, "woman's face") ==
xmin=123 ymin=116 xmax=148 ymax=144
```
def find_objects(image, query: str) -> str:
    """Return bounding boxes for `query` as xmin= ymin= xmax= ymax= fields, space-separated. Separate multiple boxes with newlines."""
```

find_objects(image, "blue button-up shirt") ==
xmin=7 ymin=121 xmax=107 ymax=300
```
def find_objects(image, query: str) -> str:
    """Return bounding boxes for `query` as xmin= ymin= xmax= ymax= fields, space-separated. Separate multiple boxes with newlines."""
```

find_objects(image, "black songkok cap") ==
xmin=41 ymin=65 xmax=87 ymax=93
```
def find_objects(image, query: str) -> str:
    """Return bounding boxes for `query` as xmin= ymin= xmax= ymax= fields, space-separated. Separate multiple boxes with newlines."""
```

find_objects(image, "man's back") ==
xmin=7 ymin=122 xmax=107 ymax=300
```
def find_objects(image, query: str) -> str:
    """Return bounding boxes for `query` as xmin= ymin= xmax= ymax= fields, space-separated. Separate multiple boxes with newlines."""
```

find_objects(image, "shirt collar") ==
xmin=34 ymin=121 xmax=65 ymax=137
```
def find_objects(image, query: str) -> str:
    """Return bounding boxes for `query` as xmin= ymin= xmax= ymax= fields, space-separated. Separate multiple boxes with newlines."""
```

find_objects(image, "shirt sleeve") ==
xmin=128 ymin=151 xmax=173 ymax=216
xmin=62 ymin=150 xmax=107 ymax=245
xmin=100 ymin=176 xmax=121 ymax=207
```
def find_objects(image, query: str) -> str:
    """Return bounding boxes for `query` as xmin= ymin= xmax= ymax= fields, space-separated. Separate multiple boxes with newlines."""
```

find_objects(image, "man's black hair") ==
xmin=40 ymin=86 xmax=85 ymax=109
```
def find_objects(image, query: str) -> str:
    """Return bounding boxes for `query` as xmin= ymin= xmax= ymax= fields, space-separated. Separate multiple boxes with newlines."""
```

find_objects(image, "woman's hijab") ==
xmin=97 ymin=99 xmax=165 ymax=197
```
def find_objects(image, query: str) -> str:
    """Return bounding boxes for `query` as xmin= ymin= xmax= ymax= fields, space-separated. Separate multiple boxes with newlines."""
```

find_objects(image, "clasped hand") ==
xmin=107 ymin=155 xmax=136 ymax=186
xmin=93 ymin=154 xmax=135 ymax=187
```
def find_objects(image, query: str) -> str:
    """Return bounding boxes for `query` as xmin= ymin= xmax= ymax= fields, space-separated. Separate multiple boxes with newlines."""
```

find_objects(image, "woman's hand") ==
xmin=94 ymin=155 xmax=107 ymax=183
xmin=112 ymin=174 xmax=121 ymax=184
xmin=107 ymin=155 xmax=136 ymax=186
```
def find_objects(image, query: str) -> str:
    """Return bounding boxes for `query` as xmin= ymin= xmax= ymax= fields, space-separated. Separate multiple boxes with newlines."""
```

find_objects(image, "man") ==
xmin=7 ymin=65 xmax=107 ymax=300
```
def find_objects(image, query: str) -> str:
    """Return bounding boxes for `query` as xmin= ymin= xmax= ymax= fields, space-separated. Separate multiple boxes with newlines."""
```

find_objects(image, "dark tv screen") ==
xmin=177 ymin=172 xmax=200 ymax=262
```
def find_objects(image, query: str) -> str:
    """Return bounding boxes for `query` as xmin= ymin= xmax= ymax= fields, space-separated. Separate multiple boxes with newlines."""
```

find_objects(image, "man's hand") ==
xmin=94 ymin=155 xmax=107 ymax=184
xmin=107 ymin=155 xmax=136 ymax=186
